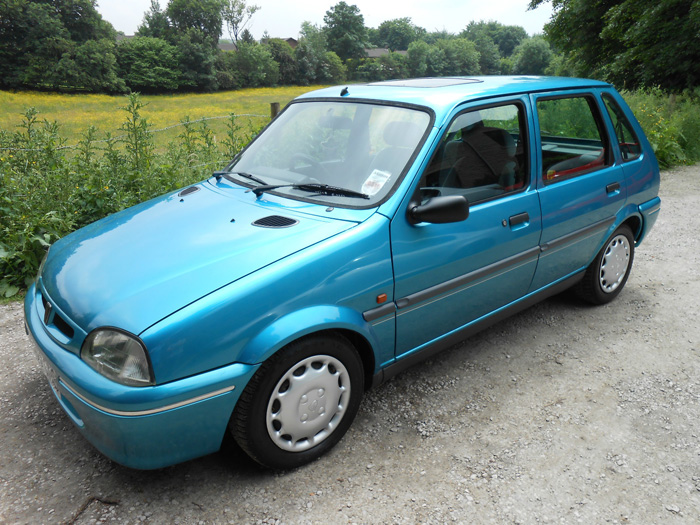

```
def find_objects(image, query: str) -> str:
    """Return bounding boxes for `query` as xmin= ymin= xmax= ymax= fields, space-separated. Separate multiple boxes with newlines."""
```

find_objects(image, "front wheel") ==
xmin=575 ymin=224 xmax=635 ymax=304
xmin=230 ymin=334 xmax=364 ymax=469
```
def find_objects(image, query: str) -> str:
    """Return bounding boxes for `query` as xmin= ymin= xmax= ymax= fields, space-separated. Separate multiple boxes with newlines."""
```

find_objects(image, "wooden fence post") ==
xmin=270 ymin=102 xmax=280 ymax=119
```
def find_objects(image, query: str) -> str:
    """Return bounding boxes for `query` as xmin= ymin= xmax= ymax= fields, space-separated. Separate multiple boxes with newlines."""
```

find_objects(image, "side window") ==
xmin=422 ymin=103 xmax=528 ymax=204
xmin=537 ymin=96 xmax=611 ymax=184
xmin=602 ymin=94 xmax=642 ymax=162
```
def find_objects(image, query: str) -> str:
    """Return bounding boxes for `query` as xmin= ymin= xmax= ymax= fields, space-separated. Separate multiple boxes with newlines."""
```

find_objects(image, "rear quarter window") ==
xmin=602 ymin=94 xmax=642 ymax=162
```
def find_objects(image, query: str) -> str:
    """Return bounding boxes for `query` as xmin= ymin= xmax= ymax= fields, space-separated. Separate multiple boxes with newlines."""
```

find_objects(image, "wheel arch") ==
xmin=236 ymin=305 xmax=379 ymax=390
xmin=329 ymin=328 xmax=376 ymax=392
xmin=622 ymin=214 xmax=642 ymax=242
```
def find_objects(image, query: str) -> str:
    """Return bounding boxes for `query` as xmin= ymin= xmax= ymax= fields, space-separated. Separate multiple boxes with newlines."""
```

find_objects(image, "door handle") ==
xmin=509 ymin=212 xmax=530 ymax=227
xmin=606 ymin=182 xmax=621 ymax=194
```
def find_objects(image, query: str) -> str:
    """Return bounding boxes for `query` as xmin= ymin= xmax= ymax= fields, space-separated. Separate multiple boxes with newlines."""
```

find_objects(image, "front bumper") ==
xmin=24 ymin=283 xmax=258 ymax=469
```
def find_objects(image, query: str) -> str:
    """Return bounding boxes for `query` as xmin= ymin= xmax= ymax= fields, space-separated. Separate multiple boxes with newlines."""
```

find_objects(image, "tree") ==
xmin=377 ymin=18 xmax=425 ymax=51
xmin=240 ymin=28 xmax=255 ymax=44
xmin=425 ymin=45 xmax=447 ymax=76
xmin=215 ymin=50 xmax=241 ymax=90
xmin=323 ymin=2 xmax=368 ymax=61
xmin=137 ymin=0 xmax=170 ymax=39
xmin=511 ymin=35 xmax=553 ymax=75
xmin=438 ymin=38 xmax=481 ymax=76
xmin=266 ymin=38 xmax=298 ymax=85
xmin=295 ymin=21 xmax=328 ymax=84
xmin=529 ymin=0 xmax=700 ymax=90
xmin=471 ymin=34 xmax=501 ymax=74
xmin=377 ymin=51 xmax=408 ymax=79
xmin=462 ymin=21 xmax=528 ymax=57
xmin=51 ymin=0 xmax=116 ymax=42
xmin=166 ymin=0 xmax=226 ymax=48
xmin=54 ymin=38 xmax=126 ymax=92
xmin=172 ymin=28 xmax=218 ymax=90
xmin=222 ymin=0 xmax=260 ymax=49
xmin=321 ymin=51 xmax=347 ymax=83
xmin=423 ymin=29 xmax=457 ymax=45
xmin=406 ymin=39 xmax=480 ymax=78
xmin=1 ymin=1 xmax=70 ymax=88
xmin=366 ymin=27 xmax=380 ymax=47
xmin=0 ymin=0 xmax=120 ymax=91
xmin=117 ymin=36 xmax=182 ymax=92
xmin=406 ymin=40 xmax=430 ymax=77
xmin=233 ymin=41 xmax=279 ymax=87
xmin=600 ymin=0 xmax=700 ymax=88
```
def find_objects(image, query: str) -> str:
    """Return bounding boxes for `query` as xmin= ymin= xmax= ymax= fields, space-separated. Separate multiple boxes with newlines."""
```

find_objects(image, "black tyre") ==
xmin=575 ymin=224 xmax=635 ymax=305
xmin=230 ymin=333 xmax=364 ymax=469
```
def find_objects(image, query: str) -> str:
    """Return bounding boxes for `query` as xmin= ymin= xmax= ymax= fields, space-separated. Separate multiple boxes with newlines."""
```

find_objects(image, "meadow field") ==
xmin=0 ymin=86 xmax=323 ymax=149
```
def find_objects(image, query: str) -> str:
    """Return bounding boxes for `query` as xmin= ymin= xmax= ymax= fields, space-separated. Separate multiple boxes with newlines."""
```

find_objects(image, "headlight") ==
xmin=81 ymin=329 xmax=154 ymax=387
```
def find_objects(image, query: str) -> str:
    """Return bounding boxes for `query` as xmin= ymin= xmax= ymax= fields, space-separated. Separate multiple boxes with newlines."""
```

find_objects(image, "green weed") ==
xmin=623 ymin=88 xmax=700 ymax=168
xmin=0 ymin=93 xmax=267 ymax=297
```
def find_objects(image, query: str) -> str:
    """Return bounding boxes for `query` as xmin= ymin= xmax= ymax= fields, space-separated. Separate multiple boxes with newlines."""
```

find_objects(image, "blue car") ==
xmin=25 ymin=77 xmax=661 ymax=470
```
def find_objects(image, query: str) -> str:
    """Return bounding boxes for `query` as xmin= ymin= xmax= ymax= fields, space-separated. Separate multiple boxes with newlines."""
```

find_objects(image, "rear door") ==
xmin=529 ymin=91 xmax=627 ymax=291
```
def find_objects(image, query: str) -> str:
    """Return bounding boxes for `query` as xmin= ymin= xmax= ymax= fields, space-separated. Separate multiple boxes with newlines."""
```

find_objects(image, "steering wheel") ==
xmin=289 ymin=153 xmax=327 ymax=177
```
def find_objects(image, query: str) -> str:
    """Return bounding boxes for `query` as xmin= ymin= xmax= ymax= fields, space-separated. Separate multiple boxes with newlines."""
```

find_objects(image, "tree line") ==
xmin=0 ymin=0 xmax=557 ymax=93
xmin=0 ymin=0 xmax=697 ymax=94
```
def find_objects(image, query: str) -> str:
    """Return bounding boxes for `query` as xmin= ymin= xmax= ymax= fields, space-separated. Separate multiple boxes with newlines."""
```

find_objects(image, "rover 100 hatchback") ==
xmin=25 ymin=77 xmax=661 ymax=470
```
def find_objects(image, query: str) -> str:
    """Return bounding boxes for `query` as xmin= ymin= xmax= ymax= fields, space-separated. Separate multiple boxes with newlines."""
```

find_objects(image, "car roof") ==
xmin=296 ymin=76 xmax=612 ymax=121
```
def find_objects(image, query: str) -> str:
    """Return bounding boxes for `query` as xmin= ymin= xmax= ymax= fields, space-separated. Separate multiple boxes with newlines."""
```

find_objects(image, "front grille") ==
xmin=53 ymin=315 xmax=74 ymax=339
xmin=41 ymin=293 xmax=74 ymax=339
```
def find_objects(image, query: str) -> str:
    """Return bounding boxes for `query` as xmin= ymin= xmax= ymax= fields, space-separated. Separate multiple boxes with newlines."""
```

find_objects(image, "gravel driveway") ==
xmin=1 ymin=165 xmax=699 ymax=524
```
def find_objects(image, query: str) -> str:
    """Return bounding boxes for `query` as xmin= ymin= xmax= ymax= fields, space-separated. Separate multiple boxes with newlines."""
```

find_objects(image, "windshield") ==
xmin=227 ymin=100 xmax=431 ymax=207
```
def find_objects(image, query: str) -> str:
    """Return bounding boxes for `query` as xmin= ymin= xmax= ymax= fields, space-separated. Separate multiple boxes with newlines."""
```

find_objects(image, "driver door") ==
xmin=390 ymin=100 xmax=541 ymax=358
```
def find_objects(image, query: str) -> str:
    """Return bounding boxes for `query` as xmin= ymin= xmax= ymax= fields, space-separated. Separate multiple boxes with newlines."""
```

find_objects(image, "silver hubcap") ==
xmin=266 ymin=355 xmax=350 ymax=452
xmin=599 ymin=234 xmax=630 ymax=293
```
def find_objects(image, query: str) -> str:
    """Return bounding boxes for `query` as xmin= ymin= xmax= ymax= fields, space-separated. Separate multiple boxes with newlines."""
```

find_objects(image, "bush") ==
xmin=233 ymin=42 xmax=280 ymax=88
xmin=0 ymin=94 xmax=263 ymax=297
xmin=623 ymin=88 xmax=700 ymax=168
xmin=117 ymin=37 xmax=183 ymax=92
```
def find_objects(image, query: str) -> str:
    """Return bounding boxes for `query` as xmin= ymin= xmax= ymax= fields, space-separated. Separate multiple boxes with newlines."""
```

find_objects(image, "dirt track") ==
xmin=1 ymin=166 xmax=699 ymax=524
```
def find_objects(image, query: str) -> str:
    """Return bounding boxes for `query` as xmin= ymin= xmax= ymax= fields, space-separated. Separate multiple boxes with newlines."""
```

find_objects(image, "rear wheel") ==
xmin=230 ymin=334 xmax=364 ymax=469
xmin=575 ymin=224 xmax=635 ymax=304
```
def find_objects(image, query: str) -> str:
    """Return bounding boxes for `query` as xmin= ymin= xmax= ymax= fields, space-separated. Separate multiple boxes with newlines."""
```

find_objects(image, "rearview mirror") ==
xmin=408 ymin=195 xmax=469 ymax=225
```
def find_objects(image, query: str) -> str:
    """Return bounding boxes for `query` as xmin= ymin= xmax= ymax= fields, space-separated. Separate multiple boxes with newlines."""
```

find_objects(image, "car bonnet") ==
xmin=40 ymin=183 xmax=360 ymax=336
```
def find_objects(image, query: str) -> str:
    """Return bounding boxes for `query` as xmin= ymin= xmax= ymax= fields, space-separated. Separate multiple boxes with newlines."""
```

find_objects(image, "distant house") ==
xmin=365 ymin=48 xmax=408 ymax=58
xmin=260 ymin=37 xmax=298 ymax=49
xmin=218 ymin=42 xmax=237 ymax=52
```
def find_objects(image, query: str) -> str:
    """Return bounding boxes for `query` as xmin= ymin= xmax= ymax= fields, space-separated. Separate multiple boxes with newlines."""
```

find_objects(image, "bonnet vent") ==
xmin=178 ymin=186 xmax=200 ymax=197
xmin=252 ymin=215 xmax=299 ymax=228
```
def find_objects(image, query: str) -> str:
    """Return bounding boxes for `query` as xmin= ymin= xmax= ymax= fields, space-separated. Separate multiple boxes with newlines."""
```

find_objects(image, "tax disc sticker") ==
xmin=362 ymin=169 xmax=391 ymax=196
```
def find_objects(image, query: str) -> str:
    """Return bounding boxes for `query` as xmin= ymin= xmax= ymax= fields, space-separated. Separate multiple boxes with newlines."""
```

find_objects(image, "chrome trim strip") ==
xmin=60 ymin=382 xmax=236 ymax=417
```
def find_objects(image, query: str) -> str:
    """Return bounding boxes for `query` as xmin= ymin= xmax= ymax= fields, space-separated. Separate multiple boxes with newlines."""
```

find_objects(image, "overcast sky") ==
xmin=96 ymin=0 xmax=554 ymax=40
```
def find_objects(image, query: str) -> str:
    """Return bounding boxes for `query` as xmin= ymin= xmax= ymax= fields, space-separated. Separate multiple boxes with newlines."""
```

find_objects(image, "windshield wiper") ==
xmin=250 ymin=183 xmax=370 ymax=200
xmin=214 ymin=170 xmax=269 ymax=186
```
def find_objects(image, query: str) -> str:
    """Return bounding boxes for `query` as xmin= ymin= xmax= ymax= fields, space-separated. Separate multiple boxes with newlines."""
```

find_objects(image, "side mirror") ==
xmin=408 ymin=195 xmax=469 ymax=225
